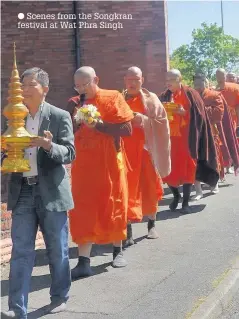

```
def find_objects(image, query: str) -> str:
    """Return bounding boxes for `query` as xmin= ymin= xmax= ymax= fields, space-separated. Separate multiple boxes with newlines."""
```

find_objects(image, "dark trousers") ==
xmin=8 ymin=183 xmax=71 ymax=318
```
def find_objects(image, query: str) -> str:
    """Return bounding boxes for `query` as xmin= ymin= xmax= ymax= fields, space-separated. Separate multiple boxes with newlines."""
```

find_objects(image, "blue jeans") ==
xmin=8 ymin=183 xmax=71 ymax=318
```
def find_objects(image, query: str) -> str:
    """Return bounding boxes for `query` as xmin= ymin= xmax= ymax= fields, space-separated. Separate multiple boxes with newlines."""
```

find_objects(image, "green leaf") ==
xmin=170 ymin=23 xmax=239 ymax=84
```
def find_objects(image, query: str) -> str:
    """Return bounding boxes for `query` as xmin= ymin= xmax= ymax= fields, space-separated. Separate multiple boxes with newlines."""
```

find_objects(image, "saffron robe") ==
xmin=123 ymin=94 xmax=163 ymax=222
xmin=160 ymin=86 xmax=219 ymax=188
xmin=161 ymin=88 xmax=197 ymax=187
xmin=69 ymin=89 xmax=134 ymax=244
xmin=201 ymin=89 xmax=224 ymax=179
xmin=219 ymin=95 xmax=239 ymax=172
xmin=218 ymin=83 xmax=239 ymax=132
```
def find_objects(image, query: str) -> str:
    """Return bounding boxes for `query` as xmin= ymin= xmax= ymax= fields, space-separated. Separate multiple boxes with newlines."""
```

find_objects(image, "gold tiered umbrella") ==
xmin=1 ymin=43 xmax=35 ymax=172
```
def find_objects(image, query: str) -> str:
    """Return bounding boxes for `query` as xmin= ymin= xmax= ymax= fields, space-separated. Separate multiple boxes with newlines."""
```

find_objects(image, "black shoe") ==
xmin=71 ymin=256 xmax=93 ymax=280
xmin=112 ymin=247 xmax=127 ymax=268
xmin=123 ymin=224 xmax=135 ymax=248
xmin=169 ymin=194 xmax=181 ymax=211
xmin=181 ymin=205 xmax=192 ymax=214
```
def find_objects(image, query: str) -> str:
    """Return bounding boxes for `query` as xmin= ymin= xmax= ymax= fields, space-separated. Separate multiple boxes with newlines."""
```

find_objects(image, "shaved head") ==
xmin=227 ymin=72 xmax=236 ymax=76
xmin=126 ymin=66 xmax=142 ymax=77
xmin=167 ymin=69 xmax=182 ymax=78
xmin=216 ymin=68 xmax=226 ymax=75
xmin=216 ymin=68 xmax=226 ymax=87
xmin=226 ymin=72 xmax=237 ymax=83
xmin=74 ymin=66 xmax=99 ymax=98
xmin=124 ymin=66 xmax=144 ymax=95
xmin=74 ymin=66 xmax=96 ymax=79
xmin=166 ymin=69 xmax=182 ymax=92
xmin=193 ymin=73 xmax=207 ymax=92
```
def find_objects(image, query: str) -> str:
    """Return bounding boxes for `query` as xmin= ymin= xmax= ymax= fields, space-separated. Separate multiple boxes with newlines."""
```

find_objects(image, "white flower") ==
xmin=74 ymin=104 xmax=102 ymax=124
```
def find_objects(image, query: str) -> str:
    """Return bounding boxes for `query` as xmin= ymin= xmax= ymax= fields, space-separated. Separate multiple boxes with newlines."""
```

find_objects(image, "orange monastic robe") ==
xmin=201 ymin=88 xmax=224 ymax=179
xmin=163 ymin=88 xmax=196 ymax=187
xmin=123 ymin=95 xmax=163 ymax=222
xmin=219 ymin=83 xmax=239 ymax=131
xmin=69 ymin=89 xmax=134 ymax=244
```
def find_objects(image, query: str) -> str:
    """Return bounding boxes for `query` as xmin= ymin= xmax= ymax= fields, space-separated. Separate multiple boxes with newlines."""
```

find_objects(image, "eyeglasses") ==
xmin=74 ymin=79 xmax=92 ymax=92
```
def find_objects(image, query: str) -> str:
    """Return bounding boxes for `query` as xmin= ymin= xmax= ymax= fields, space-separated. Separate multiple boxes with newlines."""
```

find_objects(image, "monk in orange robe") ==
xmin=216 ymin=69 xmax=239 ymax=130
xmin=122 ymin=67 xmax=171 ymax=246
xmin=159 ymin=70 xmax=219 ymax=214
xmin=216 ymin=68 xmax=239 ymax=162
xmin=193 ymin=73 xmax=225 ymax=198
xmin=67 ymin=67 xmax=134 ymax=279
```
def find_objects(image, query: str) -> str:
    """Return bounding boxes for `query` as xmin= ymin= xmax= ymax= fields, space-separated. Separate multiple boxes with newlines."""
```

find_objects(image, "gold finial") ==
xmin=13 ymin=42 xmax=17 ymax=69
xmin=1 ymin=42 xmax=34 ymax=172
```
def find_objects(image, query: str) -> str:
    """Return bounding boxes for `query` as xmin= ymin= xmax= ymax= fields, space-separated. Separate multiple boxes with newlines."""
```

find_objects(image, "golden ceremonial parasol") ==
xmin=1 ymin=43 xmax=37 ymax=172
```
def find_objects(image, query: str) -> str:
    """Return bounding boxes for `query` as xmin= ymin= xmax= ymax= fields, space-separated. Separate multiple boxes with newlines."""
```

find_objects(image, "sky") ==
xmin=167 ymin=0 xmax=239 ymax=53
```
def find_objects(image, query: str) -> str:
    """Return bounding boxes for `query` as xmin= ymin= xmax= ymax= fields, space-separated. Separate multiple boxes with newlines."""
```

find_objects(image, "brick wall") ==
xmin=1 ymin=1 xmax=168 ymax=108
xmin=1 ymin=1 xmax=169 ymax=259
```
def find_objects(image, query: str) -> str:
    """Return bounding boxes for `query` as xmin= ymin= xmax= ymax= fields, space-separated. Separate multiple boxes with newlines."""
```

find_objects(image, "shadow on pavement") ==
xmin=218 ymin=183 xmax=233 ymax=188
xmin=1 ymin=273 xmax=51 ymax=298
xmin=28 ymin=305 xmax=49 ymax=319
xmin=71 ymin=261 xmax=112 ymax=282
xmin=157 ymin=204 xmax=206 ymax=221
xmin=134 ymin=235 xmax=147 ymax=244
xmin=34 ymin=243 xmax=115 ymax=268
xmin=160 ymin=197 xmax=180 ymax=207
xmin=1 ymin=260 xmax=112 ymax=299
xmin=157 ymin=210 xmax=182 ymax=221
xmin=122 ymin=235 xmax=147 ymax=251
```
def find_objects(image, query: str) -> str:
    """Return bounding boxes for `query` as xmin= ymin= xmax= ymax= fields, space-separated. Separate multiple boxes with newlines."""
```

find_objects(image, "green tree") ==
xmin=170 ymin=23 xmax=239 ymax=84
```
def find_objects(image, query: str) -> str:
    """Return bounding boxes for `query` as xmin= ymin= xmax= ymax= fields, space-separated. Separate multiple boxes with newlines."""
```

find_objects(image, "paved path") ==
xmin=217 ymin=289 xmax=239 ymax=319
xmin=1 ymin=175 xmax=239 ymax=319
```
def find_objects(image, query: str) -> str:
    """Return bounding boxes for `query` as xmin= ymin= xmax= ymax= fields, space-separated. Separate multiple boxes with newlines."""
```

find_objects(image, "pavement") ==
xmin=216 ymin=289 xmax=239 ymax=319
xmin=1 ymin=174 xmax=239 ymax=319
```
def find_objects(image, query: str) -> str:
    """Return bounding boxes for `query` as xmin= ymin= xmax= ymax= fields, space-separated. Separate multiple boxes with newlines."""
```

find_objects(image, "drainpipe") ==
xmin=73 ymin=1 xmax=80 ymax=69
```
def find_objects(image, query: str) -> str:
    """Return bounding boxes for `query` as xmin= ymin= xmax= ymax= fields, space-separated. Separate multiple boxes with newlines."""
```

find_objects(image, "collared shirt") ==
xmin=23 ymin=103 xmax=44 ymax=177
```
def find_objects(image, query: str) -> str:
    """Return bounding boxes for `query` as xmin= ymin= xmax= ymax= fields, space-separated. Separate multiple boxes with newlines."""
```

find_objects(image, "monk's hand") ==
xmin=29 ymin=130 xmax=53 ymax=151
xmin=174 ymin=105 xmax=186 ymax=116
xmin=132 ymin=112 xmax=143 ymax=127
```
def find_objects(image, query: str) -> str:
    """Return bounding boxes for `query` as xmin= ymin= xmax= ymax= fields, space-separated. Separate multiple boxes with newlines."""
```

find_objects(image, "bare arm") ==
xmin=66 ymin=98 xmax=81 ymax=134
xmin=95 ymin=121 xmax=132 ymax=137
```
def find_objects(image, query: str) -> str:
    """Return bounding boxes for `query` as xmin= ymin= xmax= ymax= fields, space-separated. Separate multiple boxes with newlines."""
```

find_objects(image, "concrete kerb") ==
xmin=189 ymin=257 xmax=239 ymax=319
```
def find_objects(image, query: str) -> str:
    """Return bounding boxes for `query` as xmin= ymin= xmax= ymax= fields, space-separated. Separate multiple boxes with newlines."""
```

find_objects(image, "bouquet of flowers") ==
xmin=74 ymin=104 xmax=102 ymax=125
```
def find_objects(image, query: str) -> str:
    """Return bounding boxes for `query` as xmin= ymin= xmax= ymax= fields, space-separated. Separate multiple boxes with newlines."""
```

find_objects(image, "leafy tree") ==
xmin=170 ymin=23 xmax=239 ymax=85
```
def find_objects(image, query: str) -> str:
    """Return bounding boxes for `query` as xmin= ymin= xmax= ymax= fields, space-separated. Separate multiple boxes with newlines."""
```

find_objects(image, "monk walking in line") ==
xmin=122 ymin=67 xmax=171 ymax=246
xmin=67 ymin=67 xmax=134 ymax=279
xmin=193 ymin=73 xmax=225 ymax=198
xmin=216 ymin=68 xmax=239 ymax=173
xmin=159 ymin=69 xmax=219 ymax=214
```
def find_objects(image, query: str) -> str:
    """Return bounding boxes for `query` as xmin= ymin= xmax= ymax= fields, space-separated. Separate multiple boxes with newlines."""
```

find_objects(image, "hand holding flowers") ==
xmin=74 ymin=104 xmax=102 ymax=128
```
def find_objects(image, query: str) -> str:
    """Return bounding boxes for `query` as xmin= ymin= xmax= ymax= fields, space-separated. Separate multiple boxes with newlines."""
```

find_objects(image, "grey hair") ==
xmin=21 ymin=67 xmax=49 ymax=87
